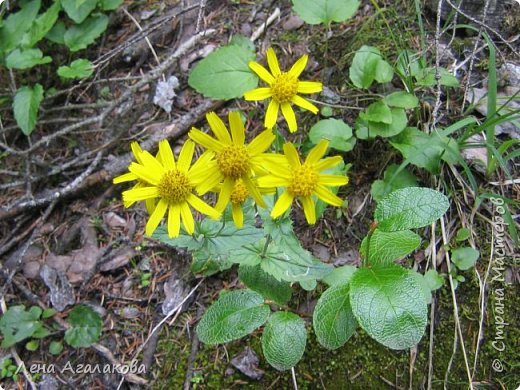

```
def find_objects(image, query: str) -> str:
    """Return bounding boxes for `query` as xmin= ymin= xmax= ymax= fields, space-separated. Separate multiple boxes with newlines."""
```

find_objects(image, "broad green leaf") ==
xmin=5 ymin=48 xmax=52 ymax=69
xmin=229 ymin=34 xmax=256 ymax=52
xmin=313 ymin=283 xmax=357 ymax=349
xmin=410 ymin=269 xmax=433 ymax=304
xmin=196 ymin=290 xmax=270 ymax=344
xmin=367 ymin=107 xmax=407 ymax=137
xmin=0 ymin=0 xmax=41 ymax=53
xmin=190 ymin=246 xmax=234 ymax=276
xmin=188 ymin=45 xmax=258 ymax=100
xmin=49 ymin=341 xmax=64 ymax=355
xmin=64 ymin=14 xmax=109 ymax=52
xmin=360 ymin=229 xmax=421 ymax=265
xmin=320 ymin=265 xmax=357 ymax=286
xmin=375 ymin=59 xmax=394 ymax=83
xmin=423 ymin=269 xmax=444 ymax=291
xmin=57 ymin=58 xmax=94 ymax=79
xmin=375 ymin=187 xmax=449 ymax=231
xmin=362 ymin=101 xmax=392 ymax=124
xmin=451 ymin=247 xmax=479 ymax=270
xmin=455 ymin=228 xmax=471 ymax=242
xmin=64 ymin=305 xmax=102 ymax=348
xmin=0 ymin=305 xmax=47 ymax=348
xmin=384 ymin=91 xmax=419 ymax=109
xmin=41 ymin=308 xmax=56 ymax=319
xmin=46 ymin=21 xmax=66 ymax=44
xmin=13 ymin=84 xmax=44 ymax=136
xmin=308 ymin=118 xmax=354 ymax=152
xmin=416 ymin=67 xmax=459 ymax=87
xmin=350 ymin=265 xmax=427 ymax=349
xmin=21 ymin=1 xmax=62 ymax=48
xmin=370 ymin=164 xmax=418 ymax=202
xmin=349 ymin=46 xmax=382 ymax=89
xmin=262 ymin=312 xmax=306 ymax=371
xmin=99 ymin=0 xmax=124 ymax=11
xmin=61 ymin=0 xmax=97 ymax=23
xmin=239 ymin=264 xmax=293 ymax=305
xmin=291 ymin=0 xmax=360 ymax=24
xmin=25 ymin=340 xmax=39 ymax=351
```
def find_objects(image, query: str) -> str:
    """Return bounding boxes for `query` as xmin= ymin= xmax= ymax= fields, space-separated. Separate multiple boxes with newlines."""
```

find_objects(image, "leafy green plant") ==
xmin=64 ymin=305 xmax=103 ymax=348
xmin=291 ymin=0 xmax=360 ymax=25
xmin=0 ymin=358 xmax=20 ymax=382
xmin=0 ymin=305 xmax=50 ymax=348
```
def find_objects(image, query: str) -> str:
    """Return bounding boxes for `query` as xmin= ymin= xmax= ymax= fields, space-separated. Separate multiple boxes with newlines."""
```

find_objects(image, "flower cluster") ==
xmin=114 ymin=48 xmax=348 ymax=238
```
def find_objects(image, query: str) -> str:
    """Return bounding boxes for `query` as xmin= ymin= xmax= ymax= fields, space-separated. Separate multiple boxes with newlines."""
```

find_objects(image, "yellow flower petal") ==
xmin=306 ymin=139 xmax=329 ymax=164
xmin=281 ymin=102 xmax=297 ymax=133
xmin=257 ymin=175 xmax=289 ymax=188
xmin=123 ymin=186 xmax=159 ymax=203
xmin=188 ymin=128 xmax=225 ymax=152
xmin=266 ymin=47 xmax=281 ymax=76
xmin=288 ymin=54 xmax=308 ymax=78
xmin=249 ymin=61 xmax=275 ymax=84
xmin=283 ymin=142 xmax=301 ymax=167
xmin=187 ymin=194 xmax=220 ymax=219
xmin=229 ymin=111 xmax=245 ymax=145
xmin=297 ymin=81 xmax=323 ymax=94
xmin=232 ymin=203 xmax=244 ymax=228
xmin=242 ymin=176 xmax=267 ymax=208
xmin=177 ymin=139 xmax=195 ymax=172
xmin=195 ymin=167 xmax=223 ymax=195
xmin=128 ymin=161 xmax=161 ymax=185
xmin=145 ymin=198 xmax=156 ymax=214
xmin=180 ymin=202 xmax=195 ymax=235
xmin=113 ymin=172 xmax=138 ymax=184
xmin=301 ymin=196 xmax=316 ymax=224
xmin=216 ymin=177 xmax=234 ymax=212
xmin=247 ymin=129 xmax=274 ymax=156
xmin=145 ymin=198 xmax=168 ymax=236
xmin=190 ymin=150 xmax=216 ymax=179
xmin=207 ymin=112 xmax=232 ymax=144
xmin=265 ymin=100 xmax=279 ymax=129
xmin=291 ymin=95 xmax=319 ymax=114
xmin=158 ymin=140 xmax=176 ymax=171
xmin=318 ymin=174 xmax=349 ymax=186
xmin=167 ymin=204 xmax=181 ymax=238
xmin=244 ymin=87 xmax=273 ymax=101
xmin=130 ymin=142 xmax=144 ymax=164
xmin=258 ymin=157 xmax=292 ymax=178
xmin=315 ymin=185 xmax=344 ymax=206
xmin=314 ymin=156 xmax=343 ymax=171
xmin=271 ymin=191 xmax=294 ymax=218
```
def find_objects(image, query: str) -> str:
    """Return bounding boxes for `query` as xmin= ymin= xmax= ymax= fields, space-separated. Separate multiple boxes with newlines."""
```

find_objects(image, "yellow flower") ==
xmin=188 ymin=111 xmax=274 ymax=212
xmin=228 ymin=178 xmax=273 ymax=228
xmin=121 ymin=139 xmax=220 ymax=238
xmin=258 ymin=140 xmax=348 ymax=224
xmin=244 ymin=47 xmax=323 ymax=133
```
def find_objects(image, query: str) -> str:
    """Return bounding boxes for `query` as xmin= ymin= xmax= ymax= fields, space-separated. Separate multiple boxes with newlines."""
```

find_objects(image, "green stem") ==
xmin=261 ymin=234 xmax=272 ymax=258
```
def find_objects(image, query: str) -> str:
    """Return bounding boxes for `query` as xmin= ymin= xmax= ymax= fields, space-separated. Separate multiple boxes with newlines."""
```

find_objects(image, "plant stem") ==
xmin=261 ymin=234 xmax=272 ymax=258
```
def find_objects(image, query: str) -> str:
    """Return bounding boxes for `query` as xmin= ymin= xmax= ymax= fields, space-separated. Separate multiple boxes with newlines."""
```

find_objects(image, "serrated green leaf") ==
xmin=375 ymin=187 xmax=449 ymax=231
xmin=13 ymin=84 xmax=44 ymax=136
xmin=0 ymin=305 xmax=47 ymax=348
xmin=196 ymin=289 xmax=270 ymax=344
xmin=61 ymin=0 xmax=97 ymax=23
xmin=188 ymin=45 xmax=258 ymax=100
xmin=350 ymin=265 xmax=427 ymax=349
xmin=384 ymin=91 xmax=419 ymax=109
xmin=375 ymin=59 xmax=393 ymax=83
xmin=49 ymin=341 xmax=64 ymax=355
xmin=239 ymin=264 xmax=293 ymax=305
xmin=367 ymin=107 xmax=407 ymax=137
xmin=6 ymin=48 xmax=52 ymax=69
xmin=99 ymin=0 xmax=123 ymax=11
xmin=21 ymin=1 xmax=62 ymax=48
xmin=291 ymin=0 xmax=360 ymax=24
xmin=64 ymin=305 xmax=102 ymax=348
xmin=313 ymin=282 xmax=357 ymax=350
xmin=0 ymin=0 xmax=41 ymax=53
xmin=349 ymin=45 xmax=382 ymax=89
xmin=262 ymin=312 xmax=306 ymax=371
xmin=57 ymin=58 xmax=94 ymax=79
xmin=64 ymin=13 xmax=108 ymax=52
xmin=308 ymin=118 xmax=354 ymax=152
xmin=360 ymin=228 xmax=421 ymax=265
xmin=363 ymin=101 xmax=392 ymax=124
xmin=370 ymin=164 xmax=418 ymax=202
xmin=320 ymin=265 xmax=357 ymax=286
xmin=451 ymin=247 xmax=479 ymax=270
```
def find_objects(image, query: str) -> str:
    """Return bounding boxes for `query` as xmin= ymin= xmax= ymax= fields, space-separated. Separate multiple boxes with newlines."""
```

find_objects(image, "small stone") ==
xmin=282 ymin=15 xmax=304 ymax=31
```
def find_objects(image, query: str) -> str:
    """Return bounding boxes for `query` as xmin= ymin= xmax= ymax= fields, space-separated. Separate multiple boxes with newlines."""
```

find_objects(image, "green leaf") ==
xmin=367 ymin=107 xmax=407 ymax=137
xmin=25 ymin=339 xmax=39 ymax=351
xmin=313 ymin=283 xmax=357 ymax=350
xmin=21 ymin=0 xmax=62 ymax=48
xmin=188 ymin=45 xmax=258 ymax=100
xmin=64 ymin=305 xmax=102 ymax=348
xmin=13 ymin=84 xmax=44 ymax=136
xmin=61 ymin=0 xmax=97 ymax=23
xmin=320 ymin=265 xmax=357 ymax=286
xmin=229 ymin=34 xmax=255 ymax=52
xmin=262 ymin=312 xmax=306 ymax=371
xmin=196 ymin=290 xmax=270 ymax=344
xmin=46 ymin=21 xmax=66 ymax=44
xmin=64 ymin=13 xmax=108 ymax=52
xmin=370 ymin=164 xmax=418 ymax=202
xmin=350 ymin=265 xmax=427 ymax=349
xmin=57 ymin=58 xmax=94 ymax=79
xmin=360 ymin=228 xmax=421 ymax=265
xmin=308 ymin=118 xmax=354 ymax=152
xmin=455 ymin=228 xmax=471 ymax=242
xmin=423 ymin=269 xmax=444 ymax=291
xmin=363 ymin=101 xmax=392 ymax=124
xmin=5 ymin=48 xmax=52 ymax=69
xmin=451 ymin=247 xmax=479 ymax=270
xmin=375 ymin=59 xmax=394 ymax=83
xmin=99 ymin=0 xmax=123 ymax=11
xmin=239 ymin=264 xmax=293 ymax=305
xmin=384 ymin=91 xmax=419 ymax=109
xmin=416 ymin=67 xmax=459 ymax=87
xmin=41 ymin=308 xmax=56 ymax=319
xmin=410 ymin=269 xmax=433 ymax=304
xmin=291 ymin=0 xmax=360 ymax=24
xmin=0 ymin=305 xmax=47 ymax=348
xmin=49 ymin=341 xmax=64 ymax=355
xmin=375 ymin=187 xmax=449 ymax=231
xmin=0 ymin=0 xmax=41 ymax=53
xmin=349 ymin=45 xmax=382 ymax=89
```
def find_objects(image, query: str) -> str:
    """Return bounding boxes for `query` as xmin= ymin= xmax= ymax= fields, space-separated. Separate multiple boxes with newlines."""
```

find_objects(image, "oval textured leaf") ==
xmin=262 ymin=312 xmax=306 ymax=371
xmin=313 ymin=282 xmax=357 ymax=350
xmin=196 ymin=289 xmax=270 ymax=345
xmin=360 ymin=228 xmax=421 ymax=266
xmin=349 ymin=265 xmax=427 ymax=349
xmin=375 ymin=187 xmax=449 ymax=231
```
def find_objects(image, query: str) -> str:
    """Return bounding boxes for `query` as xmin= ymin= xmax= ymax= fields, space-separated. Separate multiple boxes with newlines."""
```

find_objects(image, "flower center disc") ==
xmin=217 ymin=145 xmax=250 ymax=179
xmin=288 ymin=164 xmax=318 ymax=197
xmin=271 ymin=72 xmax=298 ymax=103
xmin=230 ymin=179 xmax=249 ymax=205
xmin=158 ymin=170 xmax=192 ymax=204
